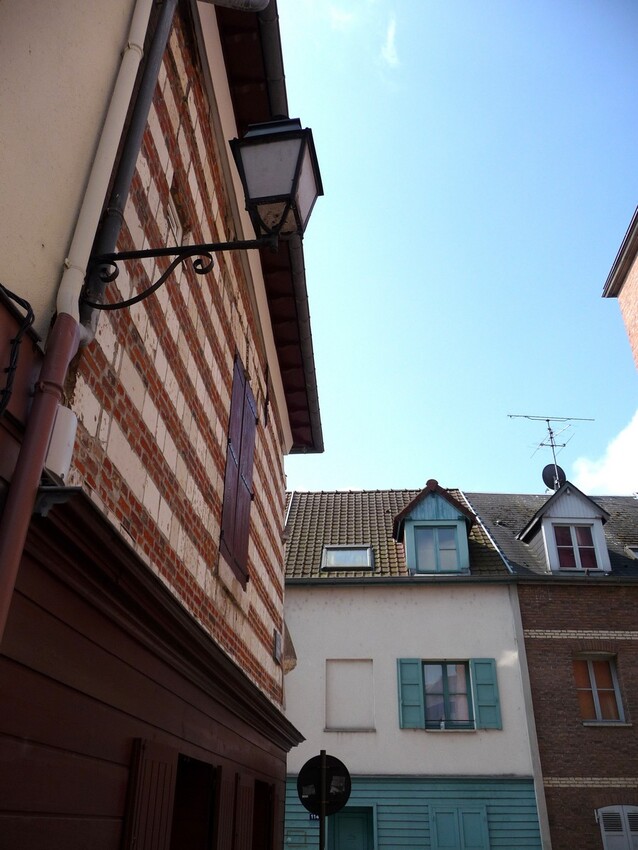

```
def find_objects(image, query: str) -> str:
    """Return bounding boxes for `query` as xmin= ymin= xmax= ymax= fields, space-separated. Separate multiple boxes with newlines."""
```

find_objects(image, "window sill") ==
xmin=582 ymin=721 xmax=632 ymax=728
xmin=324 ymin=727 xmax=376 ymax=733
xmin=425 ymin=727 xmax=476 ymax=733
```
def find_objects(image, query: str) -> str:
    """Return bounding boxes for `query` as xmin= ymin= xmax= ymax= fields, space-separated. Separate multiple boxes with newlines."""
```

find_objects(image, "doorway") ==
xmin=328 ymin=807 xmax=374 ymax=850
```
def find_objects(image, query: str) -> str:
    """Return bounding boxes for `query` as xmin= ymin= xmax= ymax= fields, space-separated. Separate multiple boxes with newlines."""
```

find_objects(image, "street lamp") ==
xmin=82 ymin=117 xmax=322 ymax=312
xmin=230 ymin=117 xmax=323 ymax=239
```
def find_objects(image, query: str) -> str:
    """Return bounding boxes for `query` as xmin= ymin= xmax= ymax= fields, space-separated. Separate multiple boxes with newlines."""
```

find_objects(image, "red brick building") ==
xmin=468 ymin=485 xmax=638 ymax=850
xmin=0 ymin=1 xmax=321 ymax=847
xmin=603 ymin=207 xmax=638 ymax=369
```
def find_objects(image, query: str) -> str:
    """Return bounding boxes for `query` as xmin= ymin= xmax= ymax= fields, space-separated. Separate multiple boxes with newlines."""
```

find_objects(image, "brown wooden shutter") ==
xmin=220 ymin=357 xmax=257 ymax=585
xmin=121 ymin=739 xmax=178 ymax=850
xmin=234 ymin=773 xmax=254 ymax=850
xmin=215 ymin=767 xmax=236 ymax=850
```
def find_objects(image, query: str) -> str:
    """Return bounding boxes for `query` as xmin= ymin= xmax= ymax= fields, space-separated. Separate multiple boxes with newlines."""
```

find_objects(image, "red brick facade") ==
xmin=519 ymin=582 xmax=638 ymax=850
xmin=0 ymin=3 xmax=314 ymax=846
xmin=618 ymin=264 xmax=638 ymax=369
xmin=69 ymin=13 xmax=287 ymax=704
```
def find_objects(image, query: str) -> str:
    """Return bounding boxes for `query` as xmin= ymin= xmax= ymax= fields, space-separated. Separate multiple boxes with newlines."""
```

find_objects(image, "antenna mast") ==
xmin=508 ymin=414 xmax=594 ymax=490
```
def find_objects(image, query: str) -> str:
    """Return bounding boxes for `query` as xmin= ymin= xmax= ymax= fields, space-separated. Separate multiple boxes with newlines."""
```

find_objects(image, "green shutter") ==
xmin=470 ymin=658 xmax=501 ymax=729
xmin=397 ymin=659 xmax=425 ymax=728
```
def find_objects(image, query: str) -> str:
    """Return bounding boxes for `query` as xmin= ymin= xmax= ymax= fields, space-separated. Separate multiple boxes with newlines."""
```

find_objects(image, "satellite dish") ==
xmin=542 ymin=464 xmax=566 ymax=490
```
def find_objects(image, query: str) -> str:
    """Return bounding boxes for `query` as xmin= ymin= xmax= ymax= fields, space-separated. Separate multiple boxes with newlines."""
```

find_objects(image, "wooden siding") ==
xmin=284 ymin=776 xmax=541 ymax=849
xmin=408 ymin=494 xmax=466 ymax=523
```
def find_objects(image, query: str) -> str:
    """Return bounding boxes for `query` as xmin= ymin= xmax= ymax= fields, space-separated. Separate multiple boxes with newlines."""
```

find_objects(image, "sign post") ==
xmin=297 ymin=751 xmax=351 ymax=850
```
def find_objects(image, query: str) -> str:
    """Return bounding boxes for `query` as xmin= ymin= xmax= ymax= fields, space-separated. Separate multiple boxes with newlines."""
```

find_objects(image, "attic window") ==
xmin=321 ymin=546 xmax=374 ymax=571
xmin=625 ymin=545 xmax=638 ymax=560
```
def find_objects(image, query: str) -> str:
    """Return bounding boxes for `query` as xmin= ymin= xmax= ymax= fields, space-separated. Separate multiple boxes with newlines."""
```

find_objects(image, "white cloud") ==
xmin=328 ymin=5 xmax=356 ymax=31
xmin=572 ymin=410 xmax=638 ymax=495
xmin=380 ymin=15 xmax=399 ymax=67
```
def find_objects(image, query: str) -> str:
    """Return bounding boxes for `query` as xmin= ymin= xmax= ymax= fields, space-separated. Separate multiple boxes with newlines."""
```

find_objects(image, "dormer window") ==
xmin=544 ymin=518 xmax=609 ymax=572
xmin=414 ymin=525 xmax=461 ymax=572
xmin=554 ymin=524 xmax=598 ymax=570
xmin=392 ymin=480 xmax=474 ymax=575
xmin=321 ymin=545 xmax=374 ymax=571
xmin=516 ymin=482 xmax=612 ymax=574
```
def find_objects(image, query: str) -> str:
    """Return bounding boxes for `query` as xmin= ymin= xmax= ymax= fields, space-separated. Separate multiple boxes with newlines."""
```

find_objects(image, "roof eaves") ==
xmin=603 ymin=206 xmax=638 ymax=298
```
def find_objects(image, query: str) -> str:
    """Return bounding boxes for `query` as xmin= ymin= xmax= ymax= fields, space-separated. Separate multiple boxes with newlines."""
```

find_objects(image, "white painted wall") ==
xmin=0 ymin=0 xmax=135 ymax=339
xmin=285 ymin=582 xmax=534 ymax=776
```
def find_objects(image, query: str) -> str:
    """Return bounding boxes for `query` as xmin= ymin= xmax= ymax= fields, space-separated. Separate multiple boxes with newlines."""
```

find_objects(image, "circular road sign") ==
xmin=297 ymin=755 xmax=352 ymax=815
xmin=297 ymin=754 xmax=351 ymax=816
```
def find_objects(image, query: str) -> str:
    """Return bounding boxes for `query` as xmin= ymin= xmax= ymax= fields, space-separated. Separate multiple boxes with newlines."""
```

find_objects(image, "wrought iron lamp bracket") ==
xmin=82 ymin=233 xmax=279 ymax=312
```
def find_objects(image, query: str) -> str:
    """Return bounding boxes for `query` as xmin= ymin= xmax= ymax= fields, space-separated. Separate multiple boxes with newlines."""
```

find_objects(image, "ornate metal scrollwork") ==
xmin=81 ymin=234 xmax=278 ymax=312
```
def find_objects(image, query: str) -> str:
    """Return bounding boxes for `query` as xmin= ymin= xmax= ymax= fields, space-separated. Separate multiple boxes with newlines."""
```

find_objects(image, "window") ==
xmin=219 ymin=356 xmax=258 ymax=586
xmin=321 ymin=546 xmax=374 ymax=571
xmin=597 ymin=805 xmax=638 ymax=850
xmin=573 ymin=657 xmax=624 ymax=722
xmin=122 ymin=740 xmax=217 ymax=850
xmin=403 ymin=520 xmax=469 ymax=574
xmin=415 ymin=526 xmax=459 ymax=572
xmin=424 ymin=662 xmax=472 ymax=729
xmin=326 ymin=659 xmax=375 ymax=730
xmin=554 ymin=524 xmax=598 ymax=569
xmin=397 ymin=658 xmax=501 ymax=730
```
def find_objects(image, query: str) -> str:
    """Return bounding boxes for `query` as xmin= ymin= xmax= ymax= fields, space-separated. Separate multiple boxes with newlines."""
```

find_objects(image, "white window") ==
xmin=542 ymin=517 xmax=611 ymax=572
xmin=597 ymin=805 xmax=638 ymax=850
xmin=321 ymin=545 xmax=374 ymax=570
xmin=554 ymin=524 xmax=597 ymax=569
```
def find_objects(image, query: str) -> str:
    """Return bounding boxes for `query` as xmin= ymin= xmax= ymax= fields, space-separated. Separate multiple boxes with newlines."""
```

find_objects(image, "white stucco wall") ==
xmin=285 ymin=582 xmax=534 ymax=777
xmin=0 ymin=0 xmax=135 ymax=339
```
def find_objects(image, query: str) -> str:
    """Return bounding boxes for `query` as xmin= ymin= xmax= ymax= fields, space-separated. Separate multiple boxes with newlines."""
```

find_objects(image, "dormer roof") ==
xmin=392 ymin=479 xmax=475 ymax=543
xmin=464 ymin=490 xmax=638 ymax=577
xmin=516 ymin=481 xmax=610 ymax=543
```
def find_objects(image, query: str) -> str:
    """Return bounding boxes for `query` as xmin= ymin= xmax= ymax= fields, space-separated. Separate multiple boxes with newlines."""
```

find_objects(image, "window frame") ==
xmin=321 ymin=545 xmax=374 ymax=571
xmin=542 ymin=517 xmax=611 ymax=572
xmin=423 ymin=660 xmax=474 ymax=730
xmin=404 ymin=519 xmax=469 ymax=574
xmin=553 ymin=523 xmax=598 ymax=570
xmin=573 ymin=656 xmax=625 ymax=723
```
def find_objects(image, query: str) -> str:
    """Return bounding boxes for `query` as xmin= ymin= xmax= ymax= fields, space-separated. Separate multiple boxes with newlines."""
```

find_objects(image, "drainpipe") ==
xmin=0 ymin=0 xmax=154 ymax=644
xmin=0 ymin=0 xmax=278 ymax=644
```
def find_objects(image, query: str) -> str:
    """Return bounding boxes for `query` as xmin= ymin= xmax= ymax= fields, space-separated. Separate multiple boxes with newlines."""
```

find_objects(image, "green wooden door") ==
xmin=329 ymin=808 xmax=373 ymax=850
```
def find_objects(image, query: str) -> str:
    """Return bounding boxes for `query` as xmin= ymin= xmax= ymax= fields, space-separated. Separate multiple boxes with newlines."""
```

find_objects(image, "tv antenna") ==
xmin=508 ymin=414 xmax=594 ymax=490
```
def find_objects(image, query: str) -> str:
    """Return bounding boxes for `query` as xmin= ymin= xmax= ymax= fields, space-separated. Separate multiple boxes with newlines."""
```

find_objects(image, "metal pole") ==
xmin=319 ymin=749 xmax=326 ymax=850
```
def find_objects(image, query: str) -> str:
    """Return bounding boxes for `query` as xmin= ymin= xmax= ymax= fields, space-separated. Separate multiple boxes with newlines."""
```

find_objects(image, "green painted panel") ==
xmin=285 ymin=776 xmax=541 ymax=849
xmin=409 ymin=494 xmax=464 ymax=522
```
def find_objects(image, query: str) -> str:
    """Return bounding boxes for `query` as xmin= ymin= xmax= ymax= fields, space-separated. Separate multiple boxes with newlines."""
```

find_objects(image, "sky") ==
xmin=278 ymin=0 xmax=638 ymax=496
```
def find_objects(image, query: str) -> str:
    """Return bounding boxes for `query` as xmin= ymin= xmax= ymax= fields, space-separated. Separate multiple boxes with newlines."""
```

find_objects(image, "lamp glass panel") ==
xmin=239 ymin=137 xmax=302 ymax=200
xmin=295 ymin=144 xmax=319 ymax=228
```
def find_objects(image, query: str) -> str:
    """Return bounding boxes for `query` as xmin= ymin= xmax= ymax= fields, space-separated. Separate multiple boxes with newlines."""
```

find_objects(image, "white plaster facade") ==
xmin=285 ymin=582 xmax=535 ymax=777
xmin=0 ymin=0 xmax=135 ymax=339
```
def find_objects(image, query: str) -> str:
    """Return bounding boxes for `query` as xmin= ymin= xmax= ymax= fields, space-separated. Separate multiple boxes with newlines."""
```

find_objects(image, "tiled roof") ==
xmin=284 ymin=489 xmax=509 ymax=580
xmin=464 ymin=491 xmax=638 ymax=577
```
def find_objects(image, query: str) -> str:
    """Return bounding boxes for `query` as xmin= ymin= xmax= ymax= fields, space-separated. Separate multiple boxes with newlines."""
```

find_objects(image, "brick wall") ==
xmin=618 ymin=260 xmax=638 ymax=370
xmin=519 ymin=583 xmax=638 ymax=849
xmin=68 ymin=12 xmax=287 ymax=705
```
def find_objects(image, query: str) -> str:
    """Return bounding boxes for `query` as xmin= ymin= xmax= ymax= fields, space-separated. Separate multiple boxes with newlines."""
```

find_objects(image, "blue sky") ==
xmin=278 ymin=0 xmax=638 ymax=495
